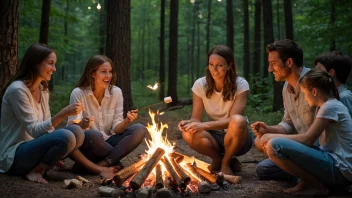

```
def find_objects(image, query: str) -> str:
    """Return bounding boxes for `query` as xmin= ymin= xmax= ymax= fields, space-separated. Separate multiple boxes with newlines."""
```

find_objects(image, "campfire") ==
xmin=100 ymin=109 xmax=242 ymax=197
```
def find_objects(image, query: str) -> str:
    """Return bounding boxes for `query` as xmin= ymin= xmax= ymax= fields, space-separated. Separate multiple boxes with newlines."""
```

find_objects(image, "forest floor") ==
xmin=1 ymin=108 xmax=351 ymax=198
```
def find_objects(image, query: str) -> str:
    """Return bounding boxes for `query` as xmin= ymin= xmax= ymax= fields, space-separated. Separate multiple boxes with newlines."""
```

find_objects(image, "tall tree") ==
xmin=205 ymin=0 xmax=212 ymax=54
xmin=168 ymin=0 xmax=178 ymax=106
xmin=226 ymin=0 xmax=234 ymax=51
xmin=263 ymin=0 xmax=283 ymax=111
xmin=106 ymin=0 xmax=133 ymax=114
xmin=0 ymin=0 xmax=19 ymax=90
xmin=39 ymin=0 xmax=53 ymax=90
xmin=99 ymin=0 xmax=106 ymax=55
xmin=329 ymin=0 xmax=335 ymax=51
xmin=253 ymin=0 xmax=261 ymax=75
xmin=283 ymin=0 xmax=294 ymax=40
xmin=159 ymin=0 xmax=165 ymax=101
xmin=243 ymin=0 xmax=250 ymax=80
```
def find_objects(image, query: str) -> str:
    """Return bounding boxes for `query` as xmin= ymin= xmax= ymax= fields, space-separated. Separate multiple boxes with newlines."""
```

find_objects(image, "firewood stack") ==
xmin=102 ymin=148 xmax=242 ymax=195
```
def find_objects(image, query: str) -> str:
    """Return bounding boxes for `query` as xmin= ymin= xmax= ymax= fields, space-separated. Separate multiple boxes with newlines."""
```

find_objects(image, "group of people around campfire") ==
xmin=0 ymin=39 xmax=351 ymax=196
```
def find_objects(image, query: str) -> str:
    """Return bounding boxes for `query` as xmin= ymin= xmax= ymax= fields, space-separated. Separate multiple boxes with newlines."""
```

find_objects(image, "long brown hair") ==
xmin=75 ymin=55 xmax=116 ymax=93
xmin=299 ymin=69 xmax=340 ymax=100
xmin=205 ymin=45 xmax=238 ymax=102
xmin=0 ymin=44 xmax=54 ymax=102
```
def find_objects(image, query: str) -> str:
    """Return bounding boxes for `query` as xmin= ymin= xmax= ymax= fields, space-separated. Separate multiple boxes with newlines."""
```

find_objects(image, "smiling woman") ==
xmin=0 ymin=44 xmax=85 ymax=184
xmin=66 ymin=55 xmax=147 ymax=178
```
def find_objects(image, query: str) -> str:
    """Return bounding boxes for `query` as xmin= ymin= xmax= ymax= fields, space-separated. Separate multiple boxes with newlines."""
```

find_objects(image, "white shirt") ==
xmin=67 ymin=86 xmax=124 ymax=140
xmin=317 ymin=98 xmax=352 ymax=181
xmin=0 ymin=81 xmax=54 ymax=172
xmin=191 ymin=76 xmax=249 ymax=122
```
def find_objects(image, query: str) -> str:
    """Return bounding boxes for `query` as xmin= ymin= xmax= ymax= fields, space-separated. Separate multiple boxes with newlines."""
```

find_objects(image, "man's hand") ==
xmin=251 ymin=121 xmax=270 ymax=137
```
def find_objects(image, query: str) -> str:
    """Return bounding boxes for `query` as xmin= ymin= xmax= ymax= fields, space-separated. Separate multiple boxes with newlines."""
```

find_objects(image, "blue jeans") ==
xmin=79 ymin=123 xmax=147 ymax=166
xmin=264 ymin=137 xmax=350 ymax=186
xmin=7 ymin=125 xmax=84 ymax=176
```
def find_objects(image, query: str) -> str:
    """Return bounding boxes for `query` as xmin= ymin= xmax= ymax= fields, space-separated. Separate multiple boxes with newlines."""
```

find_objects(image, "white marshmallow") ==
xmin=164 ymin=96 xmax=172 ymax=104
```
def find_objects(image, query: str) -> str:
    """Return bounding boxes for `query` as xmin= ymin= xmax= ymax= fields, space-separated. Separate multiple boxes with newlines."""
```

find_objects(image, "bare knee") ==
xmin=228 ymin=115 xmax=248 ymax=137
xmin=182 ymin=131 xmax=193 ymax=146
xmin=255 ymin=136 xmax=264 ymax=152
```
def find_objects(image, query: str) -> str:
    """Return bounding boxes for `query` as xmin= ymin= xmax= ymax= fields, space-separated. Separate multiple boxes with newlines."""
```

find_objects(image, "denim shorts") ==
xmin=208 ymin=127 xmax=254 ymax=156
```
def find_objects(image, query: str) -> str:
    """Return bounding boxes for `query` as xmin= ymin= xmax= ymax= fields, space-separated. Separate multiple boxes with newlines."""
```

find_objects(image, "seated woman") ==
xmin=67 ymin=55 xmax=147 ymax=175
xmin=261 ymin=69 xmax=352 ymax=196
xmin=178 ymin=45 xmax=253 ymax=175
xmin=0 ymin=44 xmax=85 ymax=183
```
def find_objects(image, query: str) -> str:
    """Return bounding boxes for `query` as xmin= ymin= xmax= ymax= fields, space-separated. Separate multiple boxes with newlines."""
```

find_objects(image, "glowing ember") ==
xmin=147 ymin=83 xmax=158 ymax=90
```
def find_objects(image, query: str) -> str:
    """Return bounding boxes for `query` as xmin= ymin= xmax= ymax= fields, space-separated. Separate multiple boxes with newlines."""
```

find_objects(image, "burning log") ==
xmin=170 ymin=158 xmax=191 ymax=185
xmin=188 ymin=164 xmax=216 ymax=184
xmin=113 ymin=157 xmax=148 ymax=186
xmin=170 ymin=152 xmax=211 ymax=173
xmin=155 ymin=164 xmax=164 ymax=189
xmin=130 ymin=148 xmax=165 ymax=190
xmin=161 ymin=157 xmax=185 ymax=190
xmin=185 ymin=163 xmax=209 ymax=182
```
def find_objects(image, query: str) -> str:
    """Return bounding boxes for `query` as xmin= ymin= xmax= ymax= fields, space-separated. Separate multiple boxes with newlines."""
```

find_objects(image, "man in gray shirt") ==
xmin=251 ymin=39 xmax=316 ymax=180
xmin=315 ymin=51 xmax=352 ymax=117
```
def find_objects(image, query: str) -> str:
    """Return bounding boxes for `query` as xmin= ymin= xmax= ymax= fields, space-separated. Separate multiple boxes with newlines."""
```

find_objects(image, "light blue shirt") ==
xmin=337 ymin=84 xmax=352 ymax=118
xmin=317 ymin=98 xmax=352 ymax=181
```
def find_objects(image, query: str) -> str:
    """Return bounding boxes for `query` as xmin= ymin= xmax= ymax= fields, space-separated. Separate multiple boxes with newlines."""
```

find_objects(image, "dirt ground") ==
xmin=0 ymin=111 xmax=351 ymax=198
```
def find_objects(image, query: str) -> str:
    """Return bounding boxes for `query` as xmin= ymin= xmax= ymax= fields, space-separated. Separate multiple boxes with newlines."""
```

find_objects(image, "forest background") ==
xmin=1 ymin=0 xmax=352 ymax=126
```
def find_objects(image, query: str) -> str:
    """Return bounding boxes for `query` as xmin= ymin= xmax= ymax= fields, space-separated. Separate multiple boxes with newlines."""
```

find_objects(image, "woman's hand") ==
xmin=178 ymin=120 xmax=191 ymax=132
xmin=183 ymin=121 xmax=206 ymax=134
xmin=62 ymin=103 xmax=84 ymax=116
xmin=80 ymin=116 xmax=95 ymax=129
xmin=126 ymin=109 xmax=138 ymax=123
xmin=251 ymin=121 xmax=269 ymax=137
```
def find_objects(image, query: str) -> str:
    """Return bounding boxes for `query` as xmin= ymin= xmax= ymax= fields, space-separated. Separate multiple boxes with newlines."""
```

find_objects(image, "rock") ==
xmin=134 ymin=186 xmax=151 ymax=198
xmin=155 ymin=188 xmax=172 ymax=198
xmin=198 ymin=181 xmax=211 ymax=194
xmin=63 ymin=179 xmax=83 ymax=189
xmin=111 ymin=188 xmax=125 ymax=198
xmin=76 ymin=175 xmax=89 ymax=183
xmin=210 ymin=183 xmax=221 ymax=191
xmin=99 ymin=186 xmax=116 ymax=197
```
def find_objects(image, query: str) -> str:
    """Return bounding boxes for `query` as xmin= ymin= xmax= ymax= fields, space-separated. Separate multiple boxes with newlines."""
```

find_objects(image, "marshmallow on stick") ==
xmin=140 ymin=96 xmax=173 ymax=110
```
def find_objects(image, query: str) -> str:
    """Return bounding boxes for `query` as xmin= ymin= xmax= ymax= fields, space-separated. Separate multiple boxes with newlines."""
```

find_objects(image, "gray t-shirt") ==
xmin=317 ymin=98 xmax=352 ymax=181
xmin=338 ymin=84 xmax=352 ymax=118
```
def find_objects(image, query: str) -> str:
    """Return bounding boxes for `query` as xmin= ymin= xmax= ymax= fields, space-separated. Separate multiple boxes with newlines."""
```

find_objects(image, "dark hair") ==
xmin=266 ymin=39 xmax=303 ymax=67
xmin=205 ymin=45 xmax=238 ymax=102
xmin=75 ymin=55 xmax=116 ymax=94
xmin=0 ymin=44 xmax=54 ymax=99
xmin=299 ymin=69 xmax=339 ymax=100
xmin=314 ymin=51 xmax=352 ymax=84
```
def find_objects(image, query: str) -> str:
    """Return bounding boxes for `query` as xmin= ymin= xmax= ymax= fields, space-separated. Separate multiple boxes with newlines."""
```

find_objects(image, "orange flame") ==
xmin=147 ymin=83 xmax=158 ymax=90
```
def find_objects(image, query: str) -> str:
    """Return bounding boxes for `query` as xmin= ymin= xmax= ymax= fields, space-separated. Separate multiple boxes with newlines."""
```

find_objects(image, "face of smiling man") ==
xmin=268 ymin=51 xmax=291 ymax=82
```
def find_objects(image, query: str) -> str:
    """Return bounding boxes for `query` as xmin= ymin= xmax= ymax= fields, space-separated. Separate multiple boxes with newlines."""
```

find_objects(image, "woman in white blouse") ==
xmin=178 ymin=45 xmax=253 ymax=175
xmin=0 ymin=44 xmax=85 ymax=183
xmin=67 ymin=55 xmax=147 ymax=174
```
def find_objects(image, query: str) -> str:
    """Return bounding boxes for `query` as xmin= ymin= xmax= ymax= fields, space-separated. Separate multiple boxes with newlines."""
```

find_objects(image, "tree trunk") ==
xmin=226 ymin=0 xmax=234 ymax=51
xmin=329 ymin=0 xmax=335 ymax=51
xmin=0 ymin=0 xmax=19 ymax=90
xmin=99 ymin=0 xmax=106 ymax=55
xmin=276 ymin=0 xmax=281 ymax=39
xmin=167 ymin=0 xmax=178 ymax=106
xmin=263 ymin=0 xmax=283 ymax=111
xmin=243 ymin=0 xmax=250 ymax=80
xmin=283 ymin=0 xmax=294 ymax=40
xmin=106 ymin=0 xmax=133 ymax=114
xmin=40 ymin=0 xmax=53 ymax=90
xmin=253 ymin=0 xmax=261 ymax=76
xmin=159 ymin=0 xmax=165 ymax=101
xmin=206 ymin=0 xmax=212 ymax=54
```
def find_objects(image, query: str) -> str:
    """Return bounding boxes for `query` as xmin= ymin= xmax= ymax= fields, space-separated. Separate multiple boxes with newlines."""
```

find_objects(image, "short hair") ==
xmin=266 ymin=39 xmax=303 ymax=67
xmin=314 ymin=51 xmax=352 ymax=84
